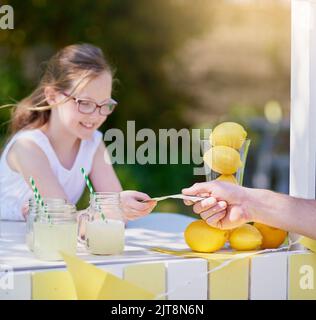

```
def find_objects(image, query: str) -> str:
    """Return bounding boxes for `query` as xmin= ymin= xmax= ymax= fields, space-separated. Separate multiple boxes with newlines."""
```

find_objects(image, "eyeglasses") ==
xmin=62 ymin=92 xmax=117 ymax=116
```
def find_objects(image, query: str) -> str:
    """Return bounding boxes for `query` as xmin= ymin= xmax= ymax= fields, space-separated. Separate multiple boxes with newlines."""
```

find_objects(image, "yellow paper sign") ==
xmin=299 ymin=236 xmax=316 ymax=253
xmin=152 ymin=247 xmax=258 ymax=261
xmin=61 ymin=253 xmax=156 ymax=300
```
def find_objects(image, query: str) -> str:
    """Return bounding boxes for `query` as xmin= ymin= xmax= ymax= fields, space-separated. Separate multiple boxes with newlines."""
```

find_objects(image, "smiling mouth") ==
xmin=80 ymin=122 xmax=95 ymax=129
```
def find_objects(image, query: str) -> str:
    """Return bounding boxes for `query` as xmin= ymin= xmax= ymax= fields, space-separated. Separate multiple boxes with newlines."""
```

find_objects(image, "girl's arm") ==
xmin=89 ymin=141 xmax=122 ymax=192
xmin=90 ymin=141 xmax=157 ymax=222
xmin=7 ymin=138 xmax=68 ymax=200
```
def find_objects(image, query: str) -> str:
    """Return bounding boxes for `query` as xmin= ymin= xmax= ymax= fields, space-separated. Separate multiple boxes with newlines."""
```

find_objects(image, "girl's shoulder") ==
xmin=85 ymin=130 xmax=103 ymax=150
xmin=3 ymin=129 xmax=46 ymax=154
xmin=2 ymin=129 xmax=43 ymax=154
xmin=92 ymin=130 xmax=103 ymax=143
xmin=3 ymin=129 xmax=50 ymax=173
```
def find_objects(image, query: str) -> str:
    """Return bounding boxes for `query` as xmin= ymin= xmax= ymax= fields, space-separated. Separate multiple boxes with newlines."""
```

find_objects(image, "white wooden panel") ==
xmin=290 ymin=0 xmax=316 ymax=247
xmin=0 ymin=271 xmax=31 ymax=300
xmin=166 ymin=258 xmax=208 ymax=300
xmin=250 ymin=252 xmax=288 ymax=300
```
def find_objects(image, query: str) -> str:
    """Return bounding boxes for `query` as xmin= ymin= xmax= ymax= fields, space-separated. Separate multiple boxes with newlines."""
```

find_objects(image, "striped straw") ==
xmin=29 ymin=177 xmax=44 ymax=207
xmin=80 ymin=167 xmax=105 ymax=220
xmin=80 ymin=167 xmax=95 ymax=194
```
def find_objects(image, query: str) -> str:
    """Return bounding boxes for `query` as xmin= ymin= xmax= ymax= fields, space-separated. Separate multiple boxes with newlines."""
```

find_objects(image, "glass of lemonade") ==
xmin=26 ymin=198 xmax=67 ymax=251
xmin=78 ymin=192 xmax=125 ymax=255
xmin=33 ymin=201 xmax=77 ymax=261
xmin=26 ymin=198 xmax=39 ymax=251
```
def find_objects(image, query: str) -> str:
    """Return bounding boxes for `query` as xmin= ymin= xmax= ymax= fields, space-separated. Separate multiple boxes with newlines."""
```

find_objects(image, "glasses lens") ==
xmin=78 ymin=100 xmax=96 ymax=114
xmin=100 ymin=103 xmax=117 ymax=116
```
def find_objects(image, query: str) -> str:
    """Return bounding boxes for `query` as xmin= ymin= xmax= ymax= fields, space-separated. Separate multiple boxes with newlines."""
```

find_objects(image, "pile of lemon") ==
xmin=185 ymin=220 xmax=288 ymax=252
xmin=184 ymin=122 xmax=287 ymax=252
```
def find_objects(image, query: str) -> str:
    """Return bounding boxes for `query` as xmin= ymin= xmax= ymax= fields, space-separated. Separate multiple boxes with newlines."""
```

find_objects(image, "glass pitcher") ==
xmin=33 ymin=201 xmax=77 ymax=261
xmin=78 ymin=192 xmax=125 ymax=255
xmin=26 ymin=198 xmax=67 ymax=251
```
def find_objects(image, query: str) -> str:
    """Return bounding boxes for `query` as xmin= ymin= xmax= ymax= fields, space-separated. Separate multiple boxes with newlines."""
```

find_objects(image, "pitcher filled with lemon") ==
xmin=185 ymin=122 xmax=287 ymax=253
xmin=203 ymin=122 xmax=250 ymax=185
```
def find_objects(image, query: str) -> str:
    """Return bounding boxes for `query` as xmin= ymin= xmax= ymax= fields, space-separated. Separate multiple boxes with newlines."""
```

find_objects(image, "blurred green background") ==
xmin=0 ymin=0 xmax=291 ymax=215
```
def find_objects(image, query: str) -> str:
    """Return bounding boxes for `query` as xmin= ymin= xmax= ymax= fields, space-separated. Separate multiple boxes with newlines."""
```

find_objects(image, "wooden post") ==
xmin=290 ymin=0 xmax=316 ymax=248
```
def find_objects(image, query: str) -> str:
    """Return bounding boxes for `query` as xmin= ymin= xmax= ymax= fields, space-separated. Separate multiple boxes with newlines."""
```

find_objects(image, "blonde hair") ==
xmin=8 ymin=43 xmax=113 ymax=134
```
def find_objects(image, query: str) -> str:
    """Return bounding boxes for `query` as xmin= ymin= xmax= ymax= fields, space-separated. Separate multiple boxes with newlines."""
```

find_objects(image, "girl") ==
xmin=0 ymin=43 xmax=156 ymax=221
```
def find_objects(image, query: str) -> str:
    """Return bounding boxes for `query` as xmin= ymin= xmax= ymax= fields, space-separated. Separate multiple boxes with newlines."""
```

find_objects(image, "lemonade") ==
xmin=33 ymin=221 xmax=78 ymax=261
xmin=26 ymin=198 xmax=69 ymax=252
xmin=79 ymin=192 xmax=126 ymax=255
xmin=26 ymin=231 xmax=34 ymax=251
xmin=85 ymin=219 xmax=125 ymax=255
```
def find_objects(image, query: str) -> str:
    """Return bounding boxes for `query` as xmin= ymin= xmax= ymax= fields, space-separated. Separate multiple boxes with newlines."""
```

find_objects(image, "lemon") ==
xmin=216 ymin=174 xmax=238 ymax=184
xmin=184 ymin=220 xmax=229 ymax=253
xmin=253 ymin=223 xmax=287 ymax=249
xmin=210 ymin=122 xmax=247 ymax=149
xmin=203 ymin=146 xmax=242 ymax=175
xmin=229 ymin=224 xmax=262 ymax=251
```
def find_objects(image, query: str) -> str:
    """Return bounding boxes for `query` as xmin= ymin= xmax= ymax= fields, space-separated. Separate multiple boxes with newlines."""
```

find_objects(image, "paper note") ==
xmin=144 ymin=194 xmax=205 ymax=203
xmin=152 ymin=247 xmax=257 ymax=260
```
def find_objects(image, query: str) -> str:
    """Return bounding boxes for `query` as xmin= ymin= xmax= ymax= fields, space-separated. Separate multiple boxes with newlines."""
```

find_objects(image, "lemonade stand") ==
xmin=0 ymin=0 xmax=316 ymax=300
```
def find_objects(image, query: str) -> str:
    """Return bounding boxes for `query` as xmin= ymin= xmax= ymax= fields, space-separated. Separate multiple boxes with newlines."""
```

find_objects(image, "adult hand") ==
xmin=182 ymin=181 xmax=252 ymax=229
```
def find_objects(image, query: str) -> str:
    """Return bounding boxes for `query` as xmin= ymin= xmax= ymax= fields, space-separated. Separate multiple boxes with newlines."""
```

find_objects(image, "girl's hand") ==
xmin=120 ymin=190 xmax=157 ymax=221
xmin=22 ymin=201 xmax=29 ymax=221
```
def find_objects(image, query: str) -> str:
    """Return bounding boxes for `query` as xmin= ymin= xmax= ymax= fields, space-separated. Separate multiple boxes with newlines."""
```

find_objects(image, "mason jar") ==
xmin=33 ymin=201 xmax=77 ymax=261
xmin=78 ymin=192 xmax=125 ymax=255
xmin=25 ymin=198 xmax=39 ymax=251
xmin=26 ymin=198 xmax=68 ymax=251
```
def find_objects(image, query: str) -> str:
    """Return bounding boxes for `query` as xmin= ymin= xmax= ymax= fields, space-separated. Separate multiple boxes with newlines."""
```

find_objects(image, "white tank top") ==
xmin=0 ymin=129 xmax=103 ymax=221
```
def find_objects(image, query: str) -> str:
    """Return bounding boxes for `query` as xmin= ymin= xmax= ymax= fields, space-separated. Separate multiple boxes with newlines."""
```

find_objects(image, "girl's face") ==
xmin=53 ymin=71 xmax=113 ymax=140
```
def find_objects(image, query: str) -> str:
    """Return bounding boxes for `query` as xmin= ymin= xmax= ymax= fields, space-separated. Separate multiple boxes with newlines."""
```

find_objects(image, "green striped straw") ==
xmin=80 ymin=167 xmax=105 ymax=220
xmin=80 ymin=167 xmax=95 ymax=194
xmin=29 ymin=177 xmax=44 ymax=208
xmin=29 ymin=176 xmax=51 ymax=223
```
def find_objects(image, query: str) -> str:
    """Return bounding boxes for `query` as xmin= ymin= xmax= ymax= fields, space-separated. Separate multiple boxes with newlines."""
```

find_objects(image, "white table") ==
xmin=1 ymin=213 xmax=315 ymax=300
xmin=1 ymin=213 xmax=212 ymax=300
xmin=0 ymin=213 xmax=196 ymax=272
